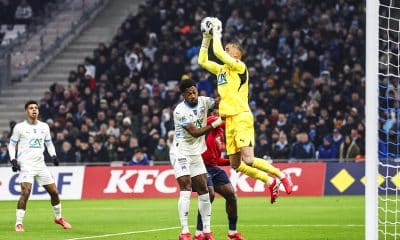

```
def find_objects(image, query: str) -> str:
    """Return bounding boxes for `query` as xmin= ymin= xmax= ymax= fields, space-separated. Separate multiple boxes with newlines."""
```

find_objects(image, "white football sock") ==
xmin=53 ymin=203 xmax=62 ymax=220
xmin=198 ymin=193 xmax=211 ymax=233
xmin=229 ymin=230 xmax=238 ymax=235
xmin=16 ymin=209 xmax=25 ymax=225
xmin=178 ymin=191 xmax=191 ymax=233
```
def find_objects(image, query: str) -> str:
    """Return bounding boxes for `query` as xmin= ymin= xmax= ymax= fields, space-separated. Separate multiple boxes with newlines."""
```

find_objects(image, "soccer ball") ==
xmin=200 ymin=17 xmax=213 ymax=35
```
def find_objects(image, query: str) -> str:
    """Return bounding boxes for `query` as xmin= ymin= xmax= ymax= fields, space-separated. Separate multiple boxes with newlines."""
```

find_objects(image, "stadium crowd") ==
xmin=0 ymin=0 xmax=366 ymax=165
xmin=0 ymin=0 xmax=57 ymax=25
xmin=0 ymin=0 xmax=61 ymax=44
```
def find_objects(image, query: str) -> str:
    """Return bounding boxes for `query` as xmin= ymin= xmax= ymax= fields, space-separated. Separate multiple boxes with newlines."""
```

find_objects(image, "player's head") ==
xmin=24 ymin=100 xmax=39 ymax=120
xmin=179 ymin=79 xmax=198 ymax=107
xmin=225 ymin=42 xmax=245 ymax=60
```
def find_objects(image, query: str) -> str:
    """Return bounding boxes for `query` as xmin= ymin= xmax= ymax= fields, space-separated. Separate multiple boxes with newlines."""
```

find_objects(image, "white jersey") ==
xmin=9 ymin=120 xmax=53 ymax=169
xmin=170 ymin=96 xmax=215 ymax=155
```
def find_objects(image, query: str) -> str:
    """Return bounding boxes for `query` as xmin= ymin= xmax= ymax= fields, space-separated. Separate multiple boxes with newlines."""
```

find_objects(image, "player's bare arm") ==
xmin=183 ymin=118 xmax=222 ymax=138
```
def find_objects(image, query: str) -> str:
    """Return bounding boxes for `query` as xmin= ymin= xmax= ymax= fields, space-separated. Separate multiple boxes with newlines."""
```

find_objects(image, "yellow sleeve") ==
xmin=212 ymin=36 xmax=246 ymax=73
xmin=198 ymin=47 xmax=222 ymax=75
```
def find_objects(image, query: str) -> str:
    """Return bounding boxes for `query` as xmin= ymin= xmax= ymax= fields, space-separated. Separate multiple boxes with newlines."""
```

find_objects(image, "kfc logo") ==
xmin=103 ymin=169 xmax=177 ymax=194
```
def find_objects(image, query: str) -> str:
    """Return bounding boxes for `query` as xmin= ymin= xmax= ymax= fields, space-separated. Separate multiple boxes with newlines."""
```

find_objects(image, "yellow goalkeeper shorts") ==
xmin=225 ymin=111 xmax=255 ymax=155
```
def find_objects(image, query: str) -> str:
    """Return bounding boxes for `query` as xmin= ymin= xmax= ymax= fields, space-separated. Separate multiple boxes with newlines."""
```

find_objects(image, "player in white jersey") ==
xmin=170 ymin=80 xmax=222 ymax=240
xmin=8 ymin=100 xmax=72 ymax=232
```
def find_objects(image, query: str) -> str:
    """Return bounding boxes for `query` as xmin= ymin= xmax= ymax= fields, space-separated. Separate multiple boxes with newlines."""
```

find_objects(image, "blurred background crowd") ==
xmin=0 ymin=0 xmax=367 ymax=165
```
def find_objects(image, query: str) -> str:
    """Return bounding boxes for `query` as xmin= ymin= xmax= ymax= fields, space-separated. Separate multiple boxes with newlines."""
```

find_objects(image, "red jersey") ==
xmin=202 ymin=116 xmax=230 ymax=167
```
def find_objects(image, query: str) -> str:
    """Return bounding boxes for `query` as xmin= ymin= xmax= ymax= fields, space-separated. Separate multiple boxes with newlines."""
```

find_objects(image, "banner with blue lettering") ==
xmin=0 ymin=166 xmax=84 ymax=200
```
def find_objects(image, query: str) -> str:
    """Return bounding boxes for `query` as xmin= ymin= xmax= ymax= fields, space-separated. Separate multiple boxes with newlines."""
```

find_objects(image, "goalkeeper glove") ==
xmin=210 ymin=117 xmax=223 ymax=128
xmin=212 ymin=17 xmax=222 ymax=39
xmin=52 ymin=156 xmax=59 ymax=166
xmin=11 ymin=159 xmax=20 ymax=172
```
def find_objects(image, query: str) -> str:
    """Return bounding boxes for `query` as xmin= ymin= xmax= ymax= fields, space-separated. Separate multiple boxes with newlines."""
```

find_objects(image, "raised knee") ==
xmin=241 ymin=155 xmax=253 ymax=165
xmin=231 ymin=161 xmax=241 ymax=169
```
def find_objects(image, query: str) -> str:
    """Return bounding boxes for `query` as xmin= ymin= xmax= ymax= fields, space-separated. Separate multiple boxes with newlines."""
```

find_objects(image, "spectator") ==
xmin=15 ymin=0 xmax=33 ymax=25
xmin=90 ymin=139 xmax=109 ymax=163
xmin=106 ymin=119 xmax=120 ymax=137
xmin=331 ymin=128 xmax=343 ymax=157
xmin=58 ymin=141 xmax=77 ymax=163
xmin=104 ymin=135 xmax=118 ymax=162
xmin=339 ymin=135 xmax=360 ymax=162
xmin=271 ymin=132 xmax=290 ymax=160
xmin=128 ymin=148 xmax=151 ymax=166
xmin=116 ymin=134 xmax=130 ymax=161
xmin=153 ymin=138 xmax=169 ymax=162
xmin=254 ymin=135 xmax=271 ymax=160
xmin=125 ymin=136 xmax=140 ymax=161
xmin=317 ymin=136 xmax=337 ymax=160
xmin=290 ymin=133 xmax=316 ymax=160
xmin=0 ymin=141 xmax=10 ymax=163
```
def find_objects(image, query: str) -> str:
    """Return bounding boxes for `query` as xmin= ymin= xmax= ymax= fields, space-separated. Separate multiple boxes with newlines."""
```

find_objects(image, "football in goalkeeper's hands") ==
xmin=201 ymin=17 xmax=213 ymax=35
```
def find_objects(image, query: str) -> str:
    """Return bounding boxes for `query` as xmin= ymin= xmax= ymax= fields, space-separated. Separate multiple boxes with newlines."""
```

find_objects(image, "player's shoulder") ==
xmin=14 ymin=120 xmax=27 ymax=129
xmin=198 ymin=96 xmax=212 ymax=104
xmin=37 ymin=120 xmax=50 ymax=129
xmin=174 ymin=101 xmax=187 ymax=115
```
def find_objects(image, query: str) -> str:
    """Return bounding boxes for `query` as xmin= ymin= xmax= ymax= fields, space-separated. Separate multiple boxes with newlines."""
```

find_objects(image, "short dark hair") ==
xmin=25 ymin=100 xmax=38 ymax=110
xmin=179 ymin=79 xmax=197 ymax=93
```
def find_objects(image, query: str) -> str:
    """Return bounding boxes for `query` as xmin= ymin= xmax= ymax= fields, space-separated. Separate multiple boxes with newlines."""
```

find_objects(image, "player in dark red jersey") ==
xmin=194 ymin=115 xmax=245 ymax=240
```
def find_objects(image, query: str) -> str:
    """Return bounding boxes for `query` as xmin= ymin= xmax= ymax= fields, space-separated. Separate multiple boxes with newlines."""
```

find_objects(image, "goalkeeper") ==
xmin=198 ymin=17 xmax=293 ymax=204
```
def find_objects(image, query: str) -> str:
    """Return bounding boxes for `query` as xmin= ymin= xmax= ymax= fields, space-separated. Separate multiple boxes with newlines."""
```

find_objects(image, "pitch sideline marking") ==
xmin=65 ymin=224 xmax=364 ymax=240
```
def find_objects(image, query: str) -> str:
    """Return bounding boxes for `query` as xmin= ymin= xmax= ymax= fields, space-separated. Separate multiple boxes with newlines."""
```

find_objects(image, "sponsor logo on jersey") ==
xmin=28 ymin=138 xmax=41 ymax=148
xmin=217 ymin=72 xmax=228 ymax=85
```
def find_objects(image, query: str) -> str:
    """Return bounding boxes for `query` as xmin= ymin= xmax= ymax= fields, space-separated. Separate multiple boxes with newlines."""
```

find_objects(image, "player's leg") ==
xmin=195 ymin=185 xmax=214 ymax=240
xmin=240 ymin=145 xmax=293 ymax=194
xmin=176 ymin=175 xmax=193 ymax=238
xmin=212 ymin=167 xmax=245 ymax=239
xmin=39 ymin=168 xmax=72 ymax=229
xmin=229 ymin=150 xmax=273 ymax=186
xmin=195 ymin=172 xmax=215 ymax=239
xmin=191 ymin=156 xmax=214 ymax=239
xmin=235 ymin=112 xmax=293 ymax=194
xmin=226 ymin=115 xmax=273 ymax=182
xmin=214 ymin=183 xmax=244 ymax=240
xmin=171 ymin=152 xmax=193 ymax=239
xmin=15 ymin=181 xmax=32 ymax=232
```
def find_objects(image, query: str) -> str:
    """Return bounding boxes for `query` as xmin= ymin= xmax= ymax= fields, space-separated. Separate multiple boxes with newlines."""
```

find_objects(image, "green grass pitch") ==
xmin=0 ymin=196 xmax=364 ymax=240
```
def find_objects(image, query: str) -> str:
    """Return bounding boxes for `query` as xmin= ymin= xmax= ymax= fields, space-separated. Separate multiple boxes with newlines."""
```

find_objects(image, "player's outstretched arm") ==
xmin=211 ymin=18 xmax=246 ymax=73
xmin=183 ymin=118 xmax=223 ymax=138
xmin=198 ymin=34 xmax=222 ymax=75
xmin=198 ymin=17 xmax=222 ymax=75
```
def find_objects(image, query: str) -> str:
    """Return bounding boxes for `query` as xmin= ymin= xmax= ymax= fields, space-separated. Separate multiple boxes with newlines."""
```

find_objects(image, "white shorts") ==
xmin=170 ymin=152 xmax=207 ymax=179
xmin=18 ymin=167 xmax=55 ymax=186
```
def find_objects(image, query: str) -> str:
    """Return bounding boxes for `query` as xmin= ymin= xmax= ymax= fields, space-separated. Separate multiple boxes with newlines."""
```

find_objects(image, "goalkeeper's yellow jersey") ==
xmin=198 ymin=38 xmax=250 ymax=117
